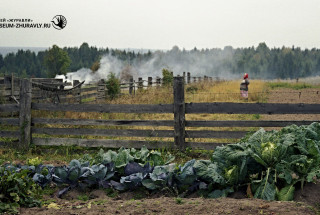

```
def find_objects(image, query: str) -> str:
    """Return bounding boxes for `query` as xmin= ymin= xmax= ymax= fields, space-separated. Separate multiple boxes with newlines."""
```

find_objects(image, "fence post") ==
xmin=138 ymin=77 xmax=143 ymax=91
xmin=156 ymin=76 xmax=161 ymax=87
xmin=183 ymin=72 xmax=186 ymax=84
xmin=148 ymin=77 xmax=152 ymax=87
xmin=73 ymin=80 xmax=81 ymax=103
xmin=173 ymin=76 xmax=185 ymax=150
xmin=187 ymin=72 xmax=191 ymax=84
xmin=97 ymin=79 xmax=105 ymax=102
xmin=11 ymin=73 xmax=14 ymax=99
xmin=19 ymin=79 xmax=32 ymax=150
xmin=129 ymin=76 xmax=133 ymax=95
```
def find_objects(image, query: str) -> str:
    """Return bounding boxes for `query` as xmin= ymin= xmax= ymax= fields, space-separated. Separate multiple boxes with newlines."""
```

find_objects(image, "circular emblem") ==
xmin=51 ymin=15 xmax=67 ymax=30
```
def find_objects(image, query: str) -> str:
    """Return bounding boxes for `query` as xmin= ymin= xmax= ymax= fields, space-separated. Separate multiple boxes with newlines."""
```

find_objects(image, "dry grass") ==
xmin=185 ymin=80 xmax=268 ymax=103
xmin=112 ymin=87 xmax=173 ymax=104
xmin=113 ymin=80 xmax=268 ymax=104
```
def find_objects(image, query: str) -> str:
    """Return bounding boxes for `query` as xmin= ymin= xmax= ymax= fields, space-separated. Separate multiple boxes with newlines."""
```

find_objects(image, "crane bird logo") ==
xmin=51 ymin=15 xmax=67 ymax=30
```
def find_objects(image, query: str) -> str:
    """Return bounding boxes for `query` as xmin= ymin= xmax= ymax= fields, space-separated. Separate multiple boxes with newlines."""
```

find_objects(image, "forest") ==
xmin=0 ymin=42 xmax=320 ymax=79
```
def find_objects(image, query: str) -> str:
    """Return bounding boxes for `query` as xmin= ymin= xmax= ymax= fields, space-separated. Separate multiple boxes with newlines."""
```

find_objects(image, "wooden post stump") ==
xmin=187 ymin=72 xmax=191 ymax=84
xmin=138 ymin=77 xmax=143 ymax=91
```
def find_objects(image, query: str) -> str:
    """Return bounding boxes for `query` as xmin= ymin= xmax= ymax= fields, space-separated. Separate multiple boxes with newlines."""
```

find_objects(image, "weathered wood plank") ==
xmin=174 ymin=77 xmax=185 ymax=150
xmin=31 ymin=78 xmax=63 ymax=84
xmin=0 ymin=141 xmax=18 ymax=147
xmin=32 ymin=127 xmax=175 ymax=137
xmin=81 ymin=87 xmax=98 ymax=93
xmin=186 ymin=103 xmax=320 ymax=114
xmin=0 ymin=118 xmax=19 ymax=126
xmin=0 ymin=104 xmax=20 ymax=112
xmin=185 ymin=142 xmax=228 ymax=150
xmin=186 ymin=130 xmax=246 ymax=138
xmin=19 ymin=79 xmax=32 ymax=150
xmin=33 ymin=138 xmax=174 ymax=149
xmin=32 ymin=118 xmax=173 ymax=126
xmin=32 ymin=103 xmax=174 ymax=113
xmin=81 ymin=93 xmax=98 ymax=99
xmin=186 ymin=120 xmax=319 ymax=127
xmin=2 ymin=90 xmax=20 ymax=96
xmin=0 ymin=130 xmax=20 ymax=138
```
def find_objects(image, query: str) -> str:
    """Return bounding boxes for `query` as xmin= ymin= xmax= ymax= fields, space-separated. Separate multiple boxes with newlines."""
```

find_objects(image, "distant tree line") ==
xmin=0 ymin=42 xmax=152 ymax=78
xmin=0 ymin=42 xmax=320 ymax=79
xmin=232 ymin=43 xmax=320 ymax=79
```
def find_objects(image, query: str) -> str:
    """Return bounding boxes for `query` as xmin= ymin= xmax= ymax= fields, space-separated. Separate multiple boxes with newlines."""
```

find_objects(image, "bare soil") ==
xmin=267 ymin=89 xmax=320 ymax=104
xmin=18 ymin=88 xmax=320 ymax=215
xmin=262 ymin=89 xmax=320 ymax=121
xmin=19 ymin=183 xmax=320 ymax=215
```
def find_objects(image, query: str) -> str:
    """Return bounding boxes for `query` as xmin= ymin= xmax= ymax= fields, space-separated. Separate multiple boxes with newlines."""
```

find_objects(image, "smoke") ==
xmin=59 ymin=55 xmax=125 ymax=84
xmin=58 ymin=46 xmax=239 ymax=85
xmin=135 ymin=47 xmax=239 ymax=80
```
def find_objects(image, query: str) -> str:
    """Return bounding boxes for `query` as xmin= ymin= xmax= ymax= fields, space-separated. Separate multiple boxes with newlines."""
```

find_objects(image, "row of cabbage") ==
xmin=1 ymin=122 xmax=320 ymax=202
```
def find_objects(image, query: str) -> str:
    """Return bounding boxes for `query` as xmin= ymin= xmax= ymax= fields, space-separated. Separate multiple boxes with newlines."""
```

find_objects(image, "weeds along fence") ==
xmin=1 ymin=77 xmax=320 ymax=150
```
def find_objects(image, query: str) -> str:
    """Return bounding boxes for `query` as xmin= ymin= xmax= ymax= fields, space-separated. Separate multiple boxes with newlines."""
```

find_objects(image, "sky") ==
xmin=0 ymin=0 xmax=320 ymax=50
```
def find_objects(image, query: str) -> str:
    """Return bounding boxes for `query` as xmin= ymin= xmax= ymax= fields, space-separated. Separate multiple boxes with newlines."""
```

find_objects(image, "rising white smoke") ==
xmin=58 ymin=55 xmax=125 ymax=84
xmin=58 ymin=46 xmax=239 ymax=85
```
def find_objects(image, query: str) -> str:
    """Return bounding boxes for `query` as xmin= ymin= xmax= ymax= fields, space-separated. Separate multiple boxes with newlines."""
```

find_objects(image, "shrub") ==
xmin=91 ymin=60 xmax=100 ymax=72
xmin=0 ymin=168 xmax=42 ymax=214
xmin=162 ymin=68 xmax=173 ymax=87
xmin=186 ymin=86 xmax=198 ymax=94
xmin=106 ymin=72 xmax=120 ymax=100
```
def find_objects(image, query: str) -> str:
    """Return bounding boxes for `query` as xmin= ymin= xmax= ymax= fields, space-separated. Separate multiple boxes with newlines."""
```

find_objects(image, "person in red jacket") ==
xmin=240 ymin=73 xmax=250 ymax=100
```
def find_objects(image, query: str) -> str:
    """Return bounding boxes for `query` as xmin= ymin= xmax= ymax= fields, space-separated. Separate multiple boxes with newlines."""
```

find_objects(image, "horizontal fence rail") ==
xmin=0 ymin=130 xmax=19 ymax=138
xmin=32 ymin=118 xmax=173 ymax=126
xmin=32 ymin=138 xmax=174 ymax=149
xmin=186 ymin=130 xmax=246 ymax=139
xmin=186 ymin=103 xmax=320 ymax=114
xmin=185 ymin=120 xmax=320 ymax=127
xmin=0 ymin=118 xmax=19 ymax=126
xmin=0 ymin=104 xmax=20 ymax=112
xmin=32 ymin=103 xmax=173 ymax=113
xmin=32 ymin=128 xmax=174 ymax=138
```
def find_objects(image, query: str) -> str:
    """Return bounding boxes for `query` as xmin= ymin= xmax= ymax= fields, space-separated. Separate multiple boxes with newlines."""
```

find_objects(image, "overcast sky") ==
xmin=0 ymin=0 xmax=319 ymax=50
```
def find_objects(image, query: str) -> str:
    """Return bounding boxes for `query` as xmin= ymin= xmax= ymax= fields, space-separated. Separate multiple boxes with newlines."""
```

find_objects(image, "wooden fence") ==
xmin=120 ymin=72 xmax=218 ymax=95
xmin=1 ymin=77 xmax=320 ymax=150
xmin=0 ymin=75 xmax=106 ymax=104
xmin=0 ymin=73 xmax=219 ymax=104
